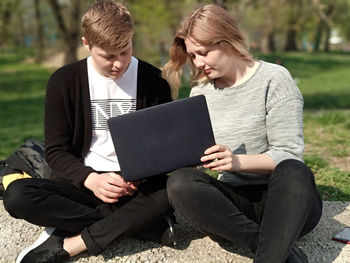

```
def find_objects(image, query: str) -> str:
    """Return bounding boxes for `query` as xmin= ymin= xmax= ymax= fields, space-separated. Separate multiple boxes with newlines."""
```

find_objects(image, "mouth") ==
xmin=204 ymin=68 xmax=211 ymax=74
xmin=111 ymin=69 xmax=123 ymax=74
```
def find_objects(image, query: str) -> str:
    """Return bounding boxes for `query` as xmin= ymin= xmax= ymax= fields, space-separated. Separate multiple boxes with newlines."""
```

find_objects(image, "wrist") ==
xmin=84 ymin=172 xmax=98 ymax=189
xmin=230 ymin=154 xmax=242 ymax=172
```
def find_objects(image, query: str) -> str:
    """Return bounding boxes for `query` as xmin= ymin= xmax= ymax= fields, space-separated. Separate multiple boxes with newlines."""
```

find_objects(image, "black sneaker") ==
xmin=285 ymin=244 xmax=308 ymax=263
xmin=133 ymin=213 xmax=177 ymax=247
xmin=161 ymin=213 xmax=176 ymax=247
xmin=16 ymin=227 xmax=70 ymax=263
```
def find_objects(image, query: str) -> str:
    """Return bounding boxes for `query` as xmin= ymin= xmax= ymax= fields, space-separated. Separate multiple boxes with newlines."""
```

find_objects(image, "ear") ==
xmin=82 ymin=37 xmax=91 ymax=52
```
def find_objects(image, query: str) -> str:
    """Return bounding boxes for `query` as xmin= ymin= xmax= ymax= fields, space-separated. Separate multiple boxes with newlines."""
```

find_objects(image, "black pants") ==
xmin=3 ymin=174 xmax=172 ymax=255
xmin=167 ymin=159 xmax=322 ymax=263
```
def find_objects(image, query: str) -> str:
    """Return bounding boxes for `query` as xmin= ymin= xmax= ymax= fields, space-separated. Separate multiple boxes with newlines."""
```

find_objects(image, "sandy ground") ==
xmin=1 ymin=201 xmax=350 ymax=263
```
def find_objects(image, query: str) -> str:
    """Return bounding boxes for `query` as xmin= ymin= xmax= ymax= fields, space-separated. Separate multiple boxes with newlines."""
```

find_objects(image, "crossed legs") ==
xmin=167 ymin=159 xmax=322 ymax=263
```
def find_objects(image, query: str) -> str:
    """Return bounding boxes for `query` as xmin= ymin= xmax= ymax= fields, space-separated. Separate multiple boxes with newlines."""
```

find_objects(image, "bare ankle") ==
xmin=63 ymin=234 xmax=87 ymax=257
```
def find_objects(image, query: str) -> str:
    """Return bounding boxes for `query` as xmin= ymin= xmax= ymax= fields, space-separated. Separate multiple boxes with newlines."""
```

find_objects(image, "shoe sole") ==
xmin=16 ymin=227 xmax=56 ymax=263
xmin=164 ymin=215 xmax=176 ymax=246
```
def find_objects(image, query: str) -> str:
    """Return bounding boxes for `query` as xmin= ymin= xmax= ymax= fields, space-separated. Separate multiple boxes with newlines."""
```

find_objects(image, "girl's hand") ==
xmin=200 ymin=144 xmax=240 ymax=172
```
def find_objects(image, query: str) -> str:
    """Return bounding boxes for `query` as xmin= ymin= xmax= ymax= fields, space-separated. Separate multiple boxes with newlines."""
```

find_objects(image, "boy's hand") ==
xmin=84 ymin=172 xmax=138 ymax=203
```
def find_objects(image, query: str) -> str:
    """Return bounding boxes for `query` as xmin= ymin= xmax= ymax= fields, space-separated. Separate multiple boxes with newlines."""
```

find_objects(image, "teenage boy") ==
xmin=3 ymin=1 xmax=174 ymax=262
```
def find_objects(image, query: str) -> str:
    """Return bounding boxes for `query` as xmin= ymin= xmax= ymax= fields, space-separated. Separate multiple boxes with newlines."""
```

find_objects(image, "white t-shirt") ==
xmin=84 ymin=56 xmax=138 ymax=171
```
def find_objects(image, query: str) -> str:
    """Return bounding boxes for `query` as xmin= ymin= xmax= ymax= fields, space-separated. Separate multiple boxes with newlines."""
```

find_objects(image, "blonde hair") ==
xmin=162 ymin=4 xmax=253 ymax=99
xmin=81 ymin=0 xmax=134 ymax=49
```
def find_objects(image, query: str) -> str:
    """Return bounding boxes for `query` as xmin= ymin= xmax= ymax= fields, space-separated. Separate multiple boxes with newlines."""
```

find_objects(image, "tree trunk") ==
xmin=284 ymin=26 xmax=298 ymax=51
xmin=1 ymin=1 xmax=15 ymax=46
xmin=34 ymin=0 xmax=45 ymax=62
xmin=323 ymin=4 xmax=334 ymax=53
xmin=64 ymin=0 xmax=80 ymax=65
xmin=313 ymin=21 xmax=323 ymax=52
xmin=16 ymin=6 xmax=25 ymax=46
xmin=313 ymin=2 xmax=334 ymax=53
xmin=47 ymin=0 xmax=81 ymax=64
xmin=284 ymin=0 xmax=303 ymax=52
xmin=268 ymin=32 xmax=276 ymax=52
xmin=261 ymin=31 xmax=276 ymax=54
xmin=323 ymin=25 xmax=331 ymax=52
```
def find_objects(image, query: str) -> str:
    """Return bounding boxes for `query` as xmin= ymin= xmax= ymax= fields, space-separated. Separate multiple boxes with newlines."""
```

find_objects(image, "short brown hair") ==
xmin=82 ymin=0 xmax=134 ymax=49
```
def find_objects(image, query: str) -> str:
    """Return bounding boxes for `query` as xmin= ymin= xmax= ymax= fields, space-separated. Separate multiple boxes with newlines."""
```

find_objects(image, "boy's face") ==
xmin=82 ymin=37 xmax=133 ymax=80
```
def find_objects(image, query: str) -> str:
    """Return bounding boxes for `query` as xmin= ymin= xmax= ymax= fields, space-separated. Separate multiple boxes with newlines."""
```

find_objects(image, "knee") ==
xmin=3 ymin=179 xmax=34 ymax=218
xmin=271 ymin=159 xmax=315 ymax=190
xmin=167 ymin=168 xmax=201 ymax=202
xmin=167 ymin=168 xmax=192 ymax=196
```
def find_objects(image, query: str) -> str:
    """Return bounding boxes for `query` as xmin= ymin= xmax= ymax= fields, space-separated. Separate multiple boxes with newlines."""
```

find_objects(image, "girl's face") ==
xmin=184 ymin=37 xmax=234 ymax=82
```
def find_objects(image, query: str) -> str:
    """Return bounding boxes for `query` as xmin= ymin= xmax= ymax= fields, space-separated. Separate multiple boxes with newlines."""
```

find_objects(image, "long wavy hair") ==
xmin=162 ymin=4 xmax=253 ymax=99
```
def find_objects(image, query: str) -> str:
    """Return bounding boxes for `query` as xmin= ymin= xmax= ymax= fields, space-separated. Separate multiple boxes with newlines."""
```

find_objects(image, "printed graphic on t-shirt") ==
xmin=91 ymin=99 xmax=136 ymax=130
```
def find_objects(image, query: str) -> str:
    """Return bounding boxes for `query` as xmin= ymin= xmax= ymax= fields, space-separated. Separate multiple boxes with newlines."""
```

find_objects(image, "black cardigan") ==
xmin=44 ymin=58 xmax=171 ymax=188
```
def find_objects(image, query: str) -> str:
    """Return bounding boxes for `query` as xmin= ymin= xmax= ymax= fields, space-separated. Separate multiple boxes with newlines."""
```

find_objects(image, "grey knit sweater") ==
xmin=190 ymin=61 xmax=304 ymax=186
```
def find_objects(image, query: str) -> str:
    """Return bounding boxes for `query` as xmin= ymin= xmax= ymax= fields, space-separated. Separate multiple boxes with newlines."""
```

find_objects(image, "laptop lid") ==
xmin=107 ymin=94 xmax=215 ymax=181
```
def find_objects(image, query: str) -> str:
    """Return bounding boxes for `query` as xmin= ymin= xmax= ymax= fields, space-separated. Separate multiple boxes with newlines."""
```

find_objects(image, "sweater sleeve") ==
xmin=45 ymin=65 xmax=95 ymax=188
xmin=265 ymin=66 xmax=304 ymax=164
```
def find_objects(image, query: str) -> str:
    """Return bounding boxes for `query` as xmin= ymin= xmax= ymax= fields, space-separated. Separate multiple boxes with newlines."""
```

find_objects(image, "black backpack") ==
xmin=0 ymin=138 xmax=50 ymax=199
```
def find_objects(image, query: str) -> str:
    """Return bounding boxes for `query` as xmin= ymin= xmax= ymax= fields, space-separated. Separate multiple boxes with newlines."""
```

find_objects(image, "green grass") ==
xmin=0 ymin=47 xmax=53 ymax=158
xmin=1 ymin=48 xmax=350 ymax=200
xmin=256 ymin=52 xmax=350 ymax=109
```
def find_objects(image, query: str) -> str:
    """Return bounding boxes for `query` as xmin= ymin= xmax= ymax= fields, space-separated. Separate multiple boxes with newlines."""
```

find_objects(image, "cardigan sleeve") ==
xmin=45 ymin=63 xmax=95 ymax=188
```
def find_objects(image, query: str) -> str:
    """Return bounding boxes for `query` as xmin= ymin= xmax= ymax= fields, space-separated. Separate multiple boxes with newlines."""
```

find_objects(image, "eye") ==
xmin=103 ymin=55 xmax=114 ymax=59
xmin=200 ymin=50 xmax=209 ymax=56
xmin=188 ymin=53 xmax=195 ymax=59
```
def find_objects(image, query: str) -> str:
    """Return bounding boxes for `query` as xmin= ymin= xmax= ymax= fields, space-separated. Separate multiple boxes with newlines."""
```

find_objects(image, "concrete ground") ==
xmin=1 ymin=201 xmax=350 ymax=263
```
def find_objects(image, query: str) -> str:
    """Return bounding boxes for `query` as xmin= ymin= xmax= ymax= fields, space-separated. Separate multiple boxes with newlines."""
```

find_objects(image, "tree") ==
xmin=47 ymin=0 xmax=82 ymax=64
xmin=312 ymin=0 xmax=334 ymax=52
xmin=127 ymin=0 xmax=195 ymax=66
xmin=284 ymin=0 xmax=304 ymax=51
xmin=34 ymin=0 xmax=44 ymax=62
xmin=0 ymin=0 xmax=18 ymax=46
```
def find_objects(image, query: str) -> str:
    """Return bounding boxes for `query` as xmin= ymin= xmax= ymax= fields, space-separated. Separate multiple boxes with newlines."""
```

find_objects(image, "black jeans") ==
xmin=167 ymin=159 xmax=322 ymax=263
xmin=3 ymin=174 xmax=172 ymax=255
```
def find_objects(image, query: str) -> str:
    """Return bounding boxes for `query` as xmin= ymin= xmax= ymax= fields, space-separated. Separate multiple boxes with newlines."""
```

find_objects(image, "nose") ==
xmin=193 ymin=56 xmax=205 ymax=69
xmin=113 ymin=59 xmax=122 ymax=69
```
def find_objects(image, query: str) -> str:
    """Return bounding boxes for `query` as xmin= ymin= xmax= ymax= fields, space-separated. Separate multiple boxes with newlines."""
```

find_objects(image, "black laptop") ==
xmin=107 ymin=95 xmax=215 ymax=182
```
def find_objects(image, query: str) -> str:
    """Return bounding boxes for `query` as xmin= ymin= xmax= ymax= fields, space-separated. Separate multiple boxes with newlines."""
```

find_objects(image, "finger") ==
xmin=99 ymin=195 xmax=119 ymax=203
xmin=205 ymin=144 xmax=230 ymax=155
xmin=211 ymin=164 xmax=232 ymax=172
xmin=204 ymin=144 xmax=221 ymax=155
xmin=95 ymin=189 xmax=120 ymax=203
xmin=125 ymin=189 xmax=137 ymax=196
xmin=205 ymin=154 xmax=233 ymax=168
xmin=100 ymin=187 xmax=124 ymax=198
xmin=128 ymin=181 xmax=139 ymax=189
xmin=104 ymin=183 xmax=128 ymax=195
xmin=108 ymin=176 xmax=129 ymax=188
xmin=108 ymin=172 xmax=123 ymax=180
xmin=201 ymin=151 xmax=228 ymax=163
xmin=204 ymin=158 xmax=226 ymax=169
